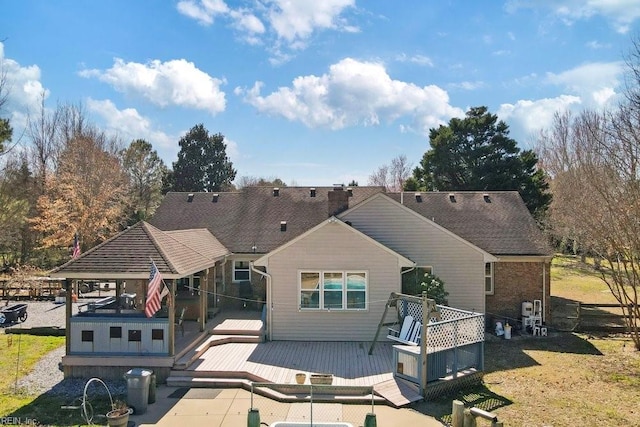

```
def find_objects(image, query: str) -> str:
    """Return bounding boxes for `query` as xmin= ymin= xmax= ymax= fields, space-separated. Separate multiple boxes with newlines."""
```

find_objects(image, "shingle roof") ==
xmin=149 ymin=186 xmax=385 ymax=253
xmin=387 ymin=191 xmax=552 ymax=256
xmin=49 ymin=221 xmax=228 ymax=279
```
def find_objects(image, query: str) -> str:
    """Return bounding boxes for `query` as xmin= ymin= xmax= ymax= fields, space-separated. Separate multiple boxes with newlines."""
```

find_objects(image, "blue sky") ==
xmin=1 ymin=1 xmax=639 ymax=186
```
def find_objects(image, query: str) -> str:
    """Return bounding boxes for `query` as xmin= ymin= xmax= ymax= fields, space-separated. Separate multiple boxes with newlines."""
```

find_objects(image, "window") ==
xmin=233 ymin=261 xmax=250 ymax=282
xmin=177 ymin=274 xmax=201 ymax=296
xmin=81 ymin=330 xmax=94 ymax=342
xmin=151 ymin=329 xmax=164 ymax=340
xmin=300 ymin=270 xmax=367 ymax=310
xmin=128 ymin=330 xmax=142 ymax=342
xmin=110 ymin=326 xmax=122 ymax=339
xmin=485 ymin=262 xmax=494 ymax=294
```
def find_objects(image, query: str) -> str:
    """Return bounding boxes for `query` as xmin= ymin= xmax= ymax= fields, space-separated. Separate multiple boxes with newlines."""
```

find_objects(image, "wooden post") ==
xmin=451 ymin=400 xmax=464 ymax=427
xmin=421 ymin=291 xmax=428 ymax=395
xmin=200 ymin=270 xmax=207 ymax=331
xmin=115 ymin=279 xmax=122 ymax=314
xmin=169 ymin=279 xmax=175 ymax=357
xmin=64 ymin=279 xmax=72 ymax=356
xmin=463 ymin=409 xmax=476 ymax=427
xmin=368 ymin=293 xmax=396 ymax=355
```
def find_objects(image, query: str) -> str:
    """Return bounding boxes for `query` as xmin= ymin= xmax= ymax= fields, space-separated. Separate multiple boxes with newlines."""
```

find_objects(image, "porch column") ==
xmin=169 ymin=279 xmax=175 ymax=357
xmin=115 ymin=279 xmax=123 ymax=314
xmin=200 ymin=270 xmax=207 ymax=331
xmin=65 ymin=279 xmax=72 ymax=355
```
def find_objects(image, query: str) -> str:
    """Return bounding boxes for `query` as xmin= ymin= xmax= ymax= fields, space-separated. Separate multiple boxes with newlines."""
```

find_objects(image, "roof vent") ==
xmin=310 ymin=187 xmax=316 ymax=198
xmin=448 ymin=193 xmax=456 ymax=203
xmin=212 ymin=193 xmax=219 ymax=203
xmin=483 ymin=193 xmax=491 ymax=203
xmin=415 ymin=193 xmax=422 ymax=203
xmin=347 ymin=187 xmax=353 ymax=197
xmin=273 ymin=187 xmax=280 ymax=197
xmin=280 ymin=221 xmax=287 ymax=232
xmin=187 ymin=193 xmax=194 ymax=202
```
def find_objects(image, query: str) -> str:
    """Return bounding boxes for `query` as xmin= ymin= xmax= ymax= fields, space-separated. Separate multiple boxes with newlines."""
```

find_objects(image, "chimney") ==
xmin=328 ymin=187 xmax=349 ymax=216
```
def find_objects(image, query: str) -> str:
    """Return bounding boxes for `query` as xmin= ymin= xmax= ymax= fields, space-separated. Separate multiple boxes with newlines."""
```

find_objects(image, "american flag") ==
xmin=72 ymin=233 xmax=81 ymax=259
xmin=145 ymin=261 xmax=164 ymax=318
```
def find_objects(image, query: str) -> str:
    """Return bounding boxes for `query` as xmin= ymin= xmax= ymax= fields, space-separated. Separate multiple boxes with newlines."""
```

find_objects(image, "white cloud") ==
xmin=586 ymin=40 xmax=611 ymax=49
xmin=176 ymin=0 xmax=356 ymax=60
xmin=395 ymin=53 xmax=434 ymax=67
xmin=236 ymin=57 xmax=463 ymax=133
xmin=545 ymin=61 xmax=623 ymax=106
xmin=498 ymin=95 xmax=582 ymax=135
xmin=0 ymin=42 xmax=49 ymax=114
xmin=506 ymin=0 xmax=640 ymax=33
xmin=80 ymin=58 xmax=226 ymax=115
xmin=267 ymin=0 xmax=357 ymax=45
xmin=0 ymin=42 xmax=50 ymax=136
xmin=176 ymin=0 xmax=229 ymax=25
xmin=450 ymin=81 xmax=485 ymax=91
xmin=86 ymin=98 xmax=174 ymax=149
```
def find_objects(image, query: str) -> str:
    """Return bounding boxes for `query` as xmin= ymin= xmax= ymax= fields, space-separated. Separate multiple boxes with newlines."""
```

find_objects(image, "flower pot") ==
xmin=106 ymin=409 xmax=130 ymax=427
xmin=310 ymin=374 xmax=333 ymax=385
xmin=295 ymin=373 xmax=306 ymax=384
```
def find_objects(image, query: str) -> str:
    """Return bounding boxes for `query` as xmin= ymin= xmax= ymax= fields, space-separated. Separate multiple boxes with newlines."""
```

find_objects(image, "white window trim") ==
xmin=299 ymin=270 xmax=368 ymax=311
xmin=233 ymin=260 xmax=251 ymax=282
xmin=485 ymin=262 xmax=494 ymax=295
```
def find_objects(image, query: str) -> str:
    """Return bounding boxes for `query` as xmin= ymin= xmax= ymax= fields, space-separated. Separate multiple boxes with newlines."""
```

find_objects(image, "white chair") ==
xmin=387 ymin=315 xmax=422 ymax=345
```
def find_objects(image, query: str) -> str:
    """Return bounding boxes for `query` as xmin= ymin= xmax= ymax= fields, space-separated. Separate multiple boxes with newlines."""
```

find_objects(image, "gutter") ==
xmin=250 ymin=262 xmax=272 ymax=340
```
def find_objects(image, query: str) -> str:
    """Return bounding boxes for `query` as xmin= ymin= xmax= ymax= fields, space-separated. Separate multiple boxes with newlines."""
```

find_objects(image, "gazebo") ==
xmin=49 ymin=221 xmax=228 ymax=381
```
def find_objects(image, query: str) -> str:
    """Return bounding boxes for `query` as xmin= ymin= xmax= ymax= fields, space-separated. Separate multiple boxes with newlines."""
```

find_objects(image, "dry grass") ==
xmin=413 ymin=254 xmax=640 ymax=426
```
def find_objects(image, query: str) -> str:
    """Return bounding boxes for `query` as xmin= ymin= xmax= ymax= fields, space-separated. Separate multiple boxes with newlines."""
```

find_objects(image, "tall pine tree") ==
xmin=410 ymin=106 xmax=550 ymax=218
xmin=172 ymin=124 xmax=236 ymax=192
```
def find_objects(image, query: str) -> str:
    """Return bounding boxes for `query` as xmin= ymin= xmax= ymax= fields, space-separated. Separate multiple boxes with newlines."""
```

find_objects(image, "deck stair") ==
xmin=173 ymin=317 xmax=265 ymax=370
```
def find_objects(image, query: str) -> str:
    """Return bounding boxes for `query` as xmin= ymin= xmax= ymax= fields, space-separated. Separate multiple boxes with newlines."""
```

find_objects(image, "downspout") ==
xmin=250 ymin=262 xmax=272 ymax=340
xmin=542 ymin=261 xmax=547 ymax=323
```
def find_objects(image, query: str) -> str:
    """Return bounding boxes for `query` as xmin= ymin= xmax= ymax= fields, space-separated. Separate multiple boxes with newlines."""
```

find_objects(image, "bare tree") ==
xmin=368 ymin=155 xmax=411 ymax=191
xmin=537 ymin=108 xmax=640 ymax=349
xmin=27 ymin=93 xmax=61 ymax=192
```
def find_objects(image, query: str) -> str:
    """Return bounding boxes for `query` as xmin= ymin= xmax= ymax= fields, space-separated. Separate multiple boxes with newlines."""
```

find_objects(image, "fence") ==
xmin=248 ymin=383 xmax=377 ymax=427
xmin=569 ymin=302 xmax=634 ymax=332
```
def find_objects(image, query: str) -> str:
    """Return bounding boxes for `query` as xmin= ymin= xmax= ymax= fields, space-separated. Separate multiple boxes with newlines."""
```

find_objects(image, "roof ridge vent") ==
xmin=187 ymin=193 xmax=194 ymax=202
xmin=212 ymin=193 xmax=219 ymax=203
xmin=273 ymin=187 xmax=280 ymax=197
xmin=310 ymin=187 xmax=316 ymax=197
xmin=415 ymin=192 xmax=422 ymax=202
xmin=448 ymin=193 xmax=456 ymax=203
xmin=483 ymin=193 xmax=491 ymax=203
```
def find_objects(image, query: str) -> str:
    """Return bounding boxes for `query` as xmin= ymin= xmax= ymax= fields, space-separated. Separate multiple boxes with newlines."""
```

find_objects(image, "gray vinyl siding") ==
xmin=342 ymin=196 xmax=486 ymax=313
xmin=266 ymin=222 xmax=405 ymax=341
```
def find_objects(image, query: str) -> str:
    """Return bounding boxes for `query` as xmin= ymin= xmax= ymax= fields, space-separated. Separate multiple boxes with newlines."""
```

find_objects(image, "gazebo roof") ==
xmin=49 ymin=221 xmax=229 ymax=280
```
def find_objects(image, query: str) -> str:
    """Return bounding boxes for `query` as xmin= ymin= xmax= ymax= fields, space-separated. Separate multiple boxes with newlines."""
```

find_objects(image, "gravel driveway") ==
xmin=1 ymin=299 xmax=127 ymax=399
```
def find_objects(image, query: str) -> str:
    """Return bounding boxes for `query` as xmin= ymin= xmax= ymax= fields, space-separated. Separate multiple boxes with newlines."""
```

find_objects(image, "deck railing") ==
xmin=394 ymin=301 xmax=484 ymax=389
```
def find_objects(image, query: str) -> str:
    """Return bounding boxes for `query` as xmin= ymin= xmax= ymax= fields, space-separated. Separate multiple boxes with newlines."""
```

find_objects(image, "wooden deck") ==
xmin=170 ymin=310 xmax=423 ymax=406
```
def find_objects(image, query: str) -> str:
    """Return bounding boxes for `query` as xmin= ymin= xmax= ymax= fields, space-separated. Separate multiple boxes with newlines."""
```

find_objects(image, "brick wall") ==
xmin=486 ymin=260 xmax=551 ymax=327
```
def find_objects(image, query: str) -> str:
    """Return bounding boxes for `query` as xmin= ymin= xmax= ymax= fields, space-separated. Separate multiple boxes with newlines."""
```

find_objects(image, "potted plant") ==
xmin=106 ymin=400 xmax=131 ymax=427
xmin=295 ymin=372 xmax=306 ymax=384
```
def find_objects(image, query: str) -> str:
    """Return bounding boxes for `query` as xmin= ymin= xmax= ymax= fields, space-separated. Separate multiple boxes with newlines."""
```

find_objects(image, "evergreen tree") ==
xmin=172 ymin=124 xmax=236 ymax=192
xmin=411 ymin=106 xmax=550 ymax=217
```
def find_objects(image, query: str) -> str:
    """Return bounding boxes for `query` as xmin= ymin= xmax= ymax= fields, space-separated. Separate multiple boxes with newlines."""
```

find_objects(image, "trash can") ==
xmin=124 ymin=368 xmax=152 ymax=414
xmin=148 ymin=371 xmax=156 ymax=404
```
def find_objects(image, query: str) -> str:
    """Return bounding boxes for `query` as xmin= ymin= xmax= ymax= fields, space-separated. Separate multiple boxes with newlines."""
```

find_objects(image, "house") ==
xmin=50 ymin=185 xmax=551 ymax=380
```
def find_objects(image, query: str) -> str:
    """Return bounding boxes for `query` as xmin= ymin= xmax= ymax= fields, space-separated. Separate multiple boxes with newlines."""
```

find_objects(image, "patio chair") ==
xmin=387 ymin=315 xmax=422 ymax=345
xmin=175 ymin=307 xmax=186 ymax=336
